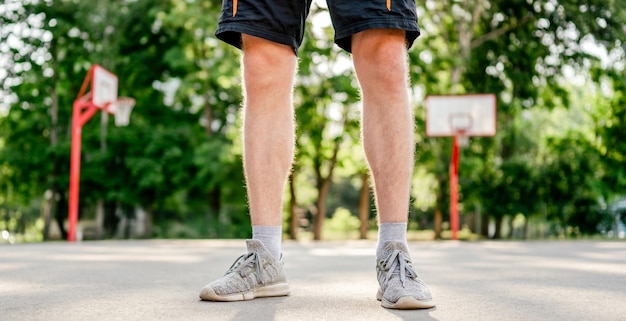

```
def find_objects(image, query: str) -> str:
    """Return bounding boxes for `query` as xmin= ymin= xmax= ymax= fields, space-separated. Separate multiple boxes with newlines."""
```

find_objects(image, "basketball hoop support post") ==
xmin=67 ymin=65 xmax=117 ymax=242
xmin=68 ymin=97 xmax=101 ymax=242
xmin=450 ymin=136 xmax=460 ymax=240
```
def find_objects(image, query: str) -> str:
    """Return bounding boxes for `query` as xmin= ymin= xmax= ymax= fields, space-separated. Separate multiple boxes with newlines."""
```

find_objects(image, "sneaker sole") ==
xmin=200 ymin=283 xmax=290 ymax=302
xmin=376 ymin=290 xmax=435 ymax=310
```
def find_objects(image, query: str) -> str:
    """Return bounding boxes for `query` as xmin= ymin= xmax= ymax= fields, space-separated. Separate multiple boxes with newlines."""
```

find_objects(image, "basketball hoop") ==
xmin=68 ymin=64 xmax=137 ymax=242
xmin=424 ymin=94 xmax=497 ymax=241
xmin=108 ymin=97 xmax=136 ymax=127
xmin=450 ymin=113 xmax=472 ymax=148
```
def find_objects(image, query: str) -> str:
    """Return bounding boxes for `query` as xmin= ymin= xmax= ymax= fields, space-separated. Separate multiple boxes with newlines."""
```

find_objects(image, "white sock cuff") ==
xmin=378 ymin=222 xmax=408 ymax=239
xmin=252 ymin=225 xmax=283 ymax=236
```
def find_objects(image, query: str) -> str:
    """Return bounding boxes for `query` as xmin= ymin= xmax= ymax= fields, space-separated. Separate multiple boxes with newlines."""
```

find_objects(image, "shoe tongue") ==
xmin=383 ymin=241 xmax=408 ymax=253
xmin=246 ymin=239 xmax=268 ymax=253
xmin=382 ymin=241 xmax=414 ymax=263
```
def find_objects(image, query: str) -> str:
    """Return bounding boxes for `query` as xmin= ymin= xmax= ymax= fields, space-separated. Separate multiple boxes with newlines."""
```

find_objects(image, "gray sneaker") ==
xmin=376 ymin=241 xmax=435 ymax=309
xmin=199 ymin=239 xmax=290 ymax=301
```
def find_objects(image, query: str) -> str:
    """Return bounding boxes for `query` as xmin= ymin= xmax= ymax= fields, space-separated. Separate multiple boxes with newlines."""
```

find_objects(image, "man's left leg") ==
xmin=352 ymin=28 xmax=434 ymax=310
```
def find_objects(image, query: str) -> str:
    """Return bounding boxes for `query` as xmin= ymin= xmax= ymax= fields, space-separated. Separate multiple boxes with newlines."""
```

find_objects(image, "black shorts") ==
xmin=215 ymin=0 xmax=420 ymax=54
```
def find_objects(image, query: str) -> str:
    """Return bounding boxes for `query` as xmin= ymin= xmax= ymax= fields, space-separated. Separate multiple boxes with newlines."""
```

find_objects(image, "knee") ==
xmin=352 ymin=29 xmax=408 ymax=89
xmin=242 ymin=35 xmax=296 ymax=88
xmin=353 ymin=29 xmax=406 ymax=61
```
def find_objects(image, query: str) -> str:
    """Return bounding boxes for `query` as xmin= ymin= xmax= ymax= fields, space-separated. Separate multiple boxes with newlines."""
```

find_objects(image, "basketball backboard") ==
xmin=425 ymin=94 xmax=496 ymax=137
xmin=92 ymin=65 xmax=118 ymax=108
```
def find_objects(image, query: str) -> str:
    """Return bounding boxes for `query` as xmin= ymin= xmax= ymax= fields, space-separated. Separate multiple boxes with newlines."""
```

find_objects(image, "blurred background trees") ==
xmin=1 ymin=0 xmax=625 ymax=242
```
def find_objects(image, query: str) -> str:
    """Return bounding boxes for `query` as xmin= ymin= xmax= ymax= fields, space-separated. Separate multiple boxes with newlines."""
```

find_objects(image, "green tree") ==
xmin=411 ymin=0 xmax=626 ymax=238
xmin=0 ymin=0 xmax=248 ymax=240
xmin=2 ymin=0 xmax=624 ymax=242
xmin=156 ymin=0 xmax=249 ymax=237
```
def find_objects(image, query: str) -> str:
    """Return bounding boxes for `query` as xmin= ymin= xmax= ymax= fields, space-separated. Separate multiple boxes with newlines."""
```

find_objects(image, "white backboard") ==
xmin=92 ymin=65 xmax=118 ymax=108
xmin=425 ymin=94 xmax=496 ymax=137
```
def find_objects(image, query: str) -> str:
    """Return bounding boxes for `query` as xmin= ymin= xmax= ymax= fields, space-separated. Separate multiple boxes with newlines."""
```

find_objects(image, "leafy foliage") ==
xmin=0 ymin=0 xmax=625 ymax=240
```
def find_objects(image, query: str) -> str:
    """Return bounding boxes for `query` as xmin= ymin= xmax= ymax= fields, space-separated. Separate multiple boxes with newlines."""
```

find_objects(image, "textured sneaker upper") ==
xmin=208 ymin=239 xmax=286 ymax=296
xmin=376 ymin=241 xmax=432 ymax=303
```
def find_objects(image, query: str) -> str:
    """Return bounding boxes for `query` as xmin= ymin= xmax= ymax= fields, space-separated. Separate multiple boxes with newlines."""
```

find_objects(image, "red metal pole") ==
xmin=68 ymin=101 xmax=82 ymax=242
xmin=68 ymin=99 xmax=100 ymax=242
xmin=67 ymin=65 xmax=112 ymax=242
xmin=450 ymin=136 xmax=459 ymax=240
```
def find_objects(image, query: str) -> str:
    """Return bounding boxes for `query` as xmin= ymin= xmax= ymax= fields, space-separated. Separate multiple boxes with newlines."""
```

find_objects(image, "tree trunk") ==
xmin=313 ymin=178 xmax=331 ymax=240
xmin=42 ymin=190 xmax=53 ymax=240
xmin=311 ymin=130 xmax=342 ymax=241
xmin=522 ymin=214 xmax=529 ymax=240
xmin=55 ymin=193 xmax=68 ymax=240
xmin=288 ymin=172 xmax=299 ymax=240
xmin=203 ymin=98 xmax=222 ymax=219
xmin=434 ymin=208 xmax=443 ymax=240
xmin=480 ymin=212 xmax=489 ymax=238
xmin=434 ymin=175 xmax=446 ymax=239
xmin=44 ymin=45 xmax=60 ymax=241
xmin=473 ymin=201 xmax=481 ymax=236
xmin=493 ymin=215 xmax=503 ymax=239
xmin=95 ymin=200 xmax=104 ymax=239
xmin=143 ymin=204 xmax=153 ymax=238
xmin=358 ymin=173 xmax=370 ymax=239
xmin=209 ymin=188 xmax=221 ymax=217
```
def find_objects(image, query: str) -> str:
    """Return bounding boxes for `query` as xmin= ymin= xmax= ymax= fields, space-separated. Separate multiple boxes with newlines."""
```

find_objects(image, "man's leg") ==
xmin=352 ymin=29 xmax=413 ymax=253
xmin=199 ymin=35 xmax=295 ymax=301
xmin=352 ymin=28 xmax=434 ymax=309
xmin=352 ymin=28 xmax=414 ymax=225
xmin=242 ymin=35 xmax=296 ymax=259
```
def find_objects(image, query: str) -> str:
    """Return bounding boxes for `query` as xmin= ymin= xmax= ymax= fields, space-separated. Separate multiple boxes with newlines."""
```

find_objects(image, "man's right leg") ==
xmin=243 ymin=35 xmax=297 ymax=261
xmin=242 ymin=35 xmax=297 ymax=230
xmin=199 ymin=35 xmax=296 ymax=301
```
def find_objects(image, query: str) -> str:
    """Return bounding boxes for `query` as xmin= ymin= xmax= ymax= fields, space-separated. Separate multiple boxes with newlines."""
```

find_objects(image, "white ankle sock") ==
xmin=252 ymin=225 xmax=282 ymax=260
xmin=377 ymin=222 xmax=408 ymax=257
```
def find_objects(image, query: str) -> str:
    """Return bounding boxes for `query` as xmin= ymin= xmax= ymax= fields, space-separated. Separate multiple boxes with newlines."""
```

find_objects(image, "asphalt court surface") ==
xmin=2 ymin=239 xmax=626 ymax=321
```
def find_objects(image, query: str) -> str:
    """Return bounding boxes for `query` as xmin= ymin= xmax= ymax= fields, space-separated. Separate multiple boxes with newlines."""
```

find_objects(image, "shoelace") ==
xmin=225 ymin=251 xmax=267 ymax=284
xmin=381 ymin=249 xmax=418 ymax=287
